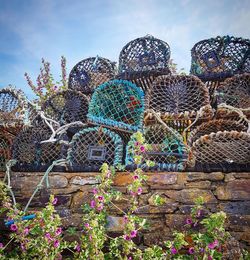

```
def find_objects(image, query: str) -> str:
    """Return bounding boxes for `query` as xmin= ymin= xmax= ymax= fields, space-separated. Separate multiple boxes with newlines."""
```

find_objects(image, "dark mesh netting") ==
xmin=11 ymin=126 xmax=62 ymax=171
xmin=192 ymin=131 xmax=250 ymax=172
xmin=188 ymin=119 xmax=247 ymax=145
xmin=87 ymin=79 xmax=145 ymax=132
xmin=126 ymin=125 xmax=188 ymax=171
xmin=0 ymin=130 xmax=12 ymax=171
xmin=42 ymin=90 xmax=89 ymax=125
xmin=147 ymin=75 xmax=212 ymax=120
xmin=190 ymin=36 xmax=250 ymax=81
xmin=68 ymin=56 xmax=116 ymax=95
xmin=118 ymin=35 xmax=170 ymax=77
xmin=67 ymin=127 xmax=123 ymax=171
xmin=216 ymin=73 xmax=250 ymax=118
xmin=0 ymin=87 xmax=28 ymax=127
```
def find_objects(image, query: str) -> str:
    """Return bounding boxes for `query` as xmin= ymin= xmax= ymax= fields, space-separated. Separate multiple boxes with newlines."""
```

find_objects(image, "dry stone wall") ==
xmin=0 ymin=171 xmax=250 ymax=248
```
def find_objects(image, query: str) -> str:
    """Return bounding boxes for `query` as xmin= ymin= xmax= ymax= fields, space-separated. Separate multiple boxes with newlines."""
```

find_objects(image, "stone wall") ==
xmin=0 ymin=171 xmax=250 ymax=248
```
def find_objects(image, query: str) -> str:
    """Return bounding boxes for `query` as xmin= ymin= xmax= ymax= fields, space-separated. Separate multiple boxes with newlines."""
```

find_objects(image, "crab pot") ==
xmin=190 ymin=36 xmax=250 ymax=81
xmin=0 ymin=87 xmax=28 ymax=129
xmin=42 ymin=90 xmax=89 ymax=125
xmin=126 ymin=124 xmax=188 ymax=172
xmin=216 ymin=73 xmax=250 ymax=118
xmin=68 ymin=56 xmax=116 ymax=95
xmin=87 ymin=79 xmax=145 ymax=133
xmin=67 ymin=127 xmax=123 ymax=172
xmin=145 ymin=75 xmax=213 ymax=138
xmin=11 ymin=126 xmax=63 ymax=172
xmin=118 ymin=35 xmax=171 ymax=94
xmin=0 ymin=129 xmax=13 ymax=171
xmin=192 ymin=131 xmax=250 ymax=172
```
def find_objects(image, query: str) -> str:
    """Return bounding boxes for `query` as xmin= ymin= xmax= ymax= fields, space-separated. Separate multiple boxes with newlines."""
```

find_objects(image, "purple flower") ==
xmin=208 ymin=240 xmax=219 ymax=249
xmin=170 ymin=247 xmax=178 ymax=254
xmin=84 ymin=223 xmax=90 ymax=229
xmin=0 ymin=243 xmax=4 ymax=248
xmin=55 ymin=227 xmax=62 ymax=236
xmin=137 ymin=187 xmax=143 ymax=195
xmin=208 ymin=256 xmax=213 ymax=260
xmin=45 ymin=233 xmax=52 ymax=241
xmin=20 ymin=243 xmax=26 ymax=251
xmin=106 ymin=171 xmax=111 ymax=178
xmin=133 ymin=175 xmax=139 ymax=180
xmin=134 ymin=141 xmax=139 ymax=146
xmin=130 ymin=230 xmax=137 ymax=238
xmin=128 ymin=257 xmax=133 ymax=260
xmin=90 ymin=200 xmax=96 ymax=208
xmin=97 ymin=204 xmax=104 ymax=211
xmin=54 ymin=240 xmax=60 ymax=248
xmin=23 ymin=227 xmax=29 ymax=235
xmin=92 ymin=188 xmax=98 ymax=194
xmin=140 ymin=146 xmax=146 ymax=153
xmin=185 ymin=218 xmax=192 ymax=225
xmin=10 ymin=224 xmax=18 ymax=232
xmin=75 ymin=244 xmax=81 ymax=252
xmin=197 ymin=210 xmax=202 ymax=218
xmin=123 ymin=235 xmax=131 ymax=241
xmin=188 ymin=247 xmax=195 ymax=254
xmin=52 ymin=197 xmax=58 ymax=205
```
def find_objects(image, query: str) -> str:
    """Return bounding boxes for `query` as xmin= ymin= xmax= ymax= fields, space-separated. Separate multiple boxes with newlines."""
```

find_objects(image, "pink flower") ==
xmin=197 ymin=210 xmax=202 ymax=218
xmin=92 ymin=188 xmax=98 ymax=194
xmin=140 ymin=146 xmax=146 ymax=153
xmin=185 ymin=218 xmax=192 ymax=225
xmin=56 ymin=254 xmax=62 ymax=260
xmin=134 ymin=141 xmax=139 ymax=146
xmin=54 ymin=240 xmax=60 ymax=248
xmin=123 ymin=235 xmax=131 ymax=241
xmin=137 ymin=187 xmax=143 ymax=195
xmin=55 ymin=227 xmax=62 ymax=236
xmin=208 ymin=240 xmax=219 ymax=249
xmin=75 ymin=244 xmax=81 ymax=252
xmin=97 ymin=204 xmax=104 ymax=211
xmin=45 ymin=233 xmax=52 ymax=241
xmin=106 ymin=171 xmax=111 ymax=178
xmin=208 ymin=256 xmax=213 ymax=260
xmin=89 ymin=235 xmax=92 ymax=241
xmin=90 ymin=200 xmax=96 ymax=208
xmin=23 ymin=228 xmax=29 ymax=235
xmin=130 ymin=230 xmax=137 ymax=238
xmin=98 ymin=196 xmax=104 ymax=201
xmin=123 ymin=216 xmax=129 ymax=223
xmin=10 ymin=224 xmax=18 ymax=232
xmin=52 ymin=197 xmax=58 ymax=205
xmin=0 ymin=243 xmax=4 ymax=248
xmin=133 ymin=175 xmax=139 ymax=180
xmin=188 ymin=247 xmax=195 ymax=254
xmin=171 ymin=247 xmax=177 ymax=254
xmin=128 ymin=257 xmax=133 ymax=260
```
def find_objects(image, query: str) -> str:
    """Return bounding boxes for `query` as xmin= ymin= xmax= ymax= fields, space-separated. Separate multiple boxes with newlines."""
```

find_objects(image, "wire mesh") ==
xmin=0 ymin=129 xmax=13 ymax=171
xmin=147 ymin=75 xmax=212 ymax=120
xmin=216 ymin=73 xmax=250 ymax=118
xmin=192 ymin=131 xmax=250 ymax=172
xmin=67 ymin=127 xmax=123 ymax=171
xmin=126 ymin=124 xmax=188 ymax=171
xmin=0 ymin=87 xmax=28 ymax=127
xmin=190 ymin=36 xmax=250 ymax=81
xmin=87 ymin=79 xmax=145 ymax=132
xmin=11 ymin=125 xmax=63 ymax=172
xmin=188 ymin=119 xmax=247 ymax=145
xmin=68 ymin=56 xmax=116 ymax=95
xmin=42 ymin=89 xmax=89 ymax=125
xmin=118 ymin=35 xmax=171 ymax=77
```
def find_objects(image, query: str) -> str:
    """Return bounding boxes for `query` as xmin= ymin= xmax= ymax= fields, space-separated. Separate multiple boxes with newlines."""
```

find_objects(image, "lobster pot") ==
xmin=11 ymin=126 xmax=63 ymax=172
xmin=42 ymin=90 xmax=89 ymax=125
xmin=188 ymin=119 xmax=247 ymax=145
xmin=126 ymin=125 xmax=188 ymax=171
xmin=67 ymin=127 xmax=123 ymax=172
xmin=0 ymin=130 xmax=13 ymax=171
xmin=0 ymin=87 xmax=28 ymax=130
xmin=118 ymin=35 xmax=171 ymax=94
xmin=192 ymin=131 xmax=250 ymax=172
xmin=88 ymin=79 xmax=145 ymax=133
xmin=68 ymin=57 xmax=116 ymax=95
xmin=145 ymin=75 xmax=213 ymax=138
xmin=216 ymin=73 xmax=250 ymax=118
xmin=190 ymin=36 xmax=250 ymax=81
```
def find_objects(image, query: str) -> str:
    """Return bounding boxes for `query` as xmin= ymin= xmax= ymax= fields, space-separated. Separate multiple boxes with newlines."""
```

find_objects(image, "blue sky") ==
xmin=0 ymin=0 xmax=250 ymax=99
